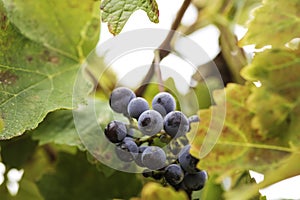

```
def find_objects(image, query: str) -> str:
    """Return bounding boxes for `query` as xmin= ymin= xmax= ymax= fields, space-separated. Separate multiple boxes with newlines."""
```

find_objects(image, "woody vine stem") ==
xmin=135 ymin=0 xmax=192 ymax=97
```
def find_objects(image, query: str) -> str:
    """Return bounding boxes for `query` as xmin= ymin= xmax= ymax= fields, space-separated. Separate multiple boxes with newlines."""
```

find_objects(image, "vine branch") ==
xmin=154 ymin=50 xmax=164 ymax=92
xmin=135 ymin=0 xmax=191 ymax=96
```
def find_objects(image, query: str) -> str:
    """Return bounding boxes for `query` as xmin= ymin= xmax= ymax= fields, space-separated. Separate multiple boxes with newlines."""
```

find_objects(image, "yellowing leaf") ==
xmin=241 ymin=49 xmax=300 ymax=101
xmin=101 ymin=0 xmax=159 ymax=35
xmin=234 ymin=0 xmax=262 ymax=26
xmin=247 ymin=88 xmax=293 ymax=136
xmin=138 ymin=182 xmax=188 ymax=200
xmin=287 ymin=103 xmax=300 ymax=146
xmin=241 ymin=48 xmax=300 ymax=138
xmin=239 ymin=0 xmax=300 ymax=48
xmin=189 ymin=84 xmax=291 ymax=175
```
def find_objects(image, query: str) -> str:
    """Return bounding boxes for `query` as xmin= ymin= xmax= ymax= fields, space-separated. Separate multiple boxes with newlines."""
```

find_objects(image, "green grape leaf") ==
xmin=32 ymin=98 xmax=135 ymax=174
xmin=135 ymin=182 xmax=188 ymax=200
xmin=239 ymin=0 xmax=300 ymax=48
xmin=37 ymin=152 xmax=143 ymax=200
xmin=31 ymin=99 xmax=114 ymax=151
xmin=2 ymin=0 xmax=100 ymax=60
xmin=188 ymin=83 xmax=294 ymax=175
xmin=31 ymin=110 xmax=84 ymax=150
xmin=0 ymin=1 xmax=100 ymax=139
xmin=101 ymin=0 xmax=159 ymax=35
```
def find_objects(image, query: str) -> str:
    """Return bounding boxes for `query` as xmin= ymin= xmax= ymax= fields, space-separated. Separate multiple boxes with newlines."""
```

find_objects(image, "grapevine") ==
xmin=0 ymin=0 xmax=299 ymax=199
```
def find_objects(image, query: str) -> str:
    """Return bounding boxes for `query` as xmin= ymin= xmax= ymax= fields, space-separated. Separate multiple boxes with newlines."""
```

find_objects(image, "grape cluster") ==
xmin=104 ymin=87 xmax=207 ymax=196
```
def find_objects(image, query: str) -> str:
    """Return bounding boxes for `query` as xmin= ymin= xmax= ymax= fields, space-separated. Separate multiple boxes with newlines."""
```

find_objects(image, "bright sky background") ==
xmin=97 ymin=0 xmax=300 ymax=199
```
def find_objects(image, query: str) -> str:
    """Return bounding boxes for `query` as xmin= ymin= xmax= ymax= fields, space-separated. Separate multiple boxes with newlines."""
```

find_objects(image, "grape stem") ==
xmin=135 ymin=0 xmax=192 ymax=97
xmin=135 ymin=132 xmax=162 ymax=146
xmin=154 ymin=50 xmax=164 ymax=92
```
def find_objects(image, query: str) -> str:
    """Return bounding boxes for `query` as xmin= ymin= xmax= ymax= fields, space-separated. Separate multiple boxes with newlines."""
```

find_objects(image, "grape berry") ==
xmin=164 ymin=111 xmax=190 ymax=138
xmin=115 ymin=138 xmax=138 ymax=162
xmin=152 ymin=92 xmax=176 ymax=116
xmin=178 ymin=145 xmax=199 ymax=174
xmin=141 ymin=146 xmax=166 ymax=170
xmin=104 ymin=87 xmax=206 ymax=197
xmin=138 ymin=110 xmax=163 ymax=136
xmin=109 ymin=87 xmax=136 ymax=115
xmin=127 ymin=97 xmax=149 ymax=119
xmin=104 ymin=120 xmax=127 ymax=143
xmin=164 ymin=164 xmax=184 ymax=186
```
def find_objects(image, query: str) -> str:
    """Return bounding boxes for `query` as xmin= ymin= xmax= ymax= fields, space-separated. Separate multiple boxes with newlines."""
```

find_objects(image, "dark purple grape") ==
xmin=109 ymin=87 xmax=136 ymax=115
xmin=104 ymin=121 xmax=127 ymax=143
xmin=164 ymin=111 xmax=189 ymax=138
xmin=164 ymin=164 xmax=184 ymax=186
xmin=141 ymin=146 xmax=166 ymax=170
xmin=115 ymin=138 xmax=138 ymax=162
xmin=152 ymin=92 xmax=176 ymax=116
xmin=135 ymin=146 xmax=148 ymax=167
xmin=178 ymin=145 xmax=199 ymax=174
xmin=138 ymin=110 xmax=163 ymax=136
xmin=181 ymin=170 xmax=208 ymax=191
xmin=127 ymin=97 xmax=149 ymax=119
